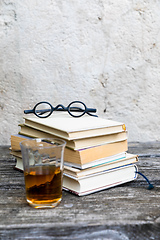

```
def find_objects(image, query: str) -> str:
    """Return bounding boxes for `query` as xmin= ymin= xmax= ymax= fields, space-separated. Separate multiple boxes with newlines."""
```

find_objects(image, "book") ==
xmin=23 ymin=113 xmax=126 ymax=140
xmin=64 ymin=152 xmax=126 ymax=169
xmin=64 ymin=153 xmax=138 ymax=178
xmin=14 ymin=157 xmax=23 ymax=171
xmin=63 ymin=164 xmax=138 ymax=196
xmin=11 ymin=139 xmax=128 ymax=168
xmin=19 ymin=124 xmax=56 ymax=140
xmin=13 ymin=152 xmax=129 ymax=172
xmin=64 ymin=140 xmax=128 ymax=167
xmin=19 ymin=124 xmax=128 ymax=150
xmin=10 ymin=150 xmax=22 ymax=159
xmin=10 ymin=134 xmax=32 ymax=151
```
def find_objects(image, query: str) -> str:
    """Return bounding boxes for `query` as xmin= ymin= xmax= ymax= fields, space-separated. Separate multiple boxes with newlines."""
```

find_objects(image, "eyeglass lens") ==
xmin=35 ymin=102 xmax=52 ymax=118
xmin=68 ymin=101 xmax=86 ymax=117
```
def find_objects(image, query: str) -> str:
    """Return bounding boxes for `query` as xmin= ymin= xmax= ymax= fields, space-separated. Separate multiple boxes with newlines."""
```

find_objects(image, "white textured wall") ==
xmin=0 ymin=0 xmax=160 ymax=145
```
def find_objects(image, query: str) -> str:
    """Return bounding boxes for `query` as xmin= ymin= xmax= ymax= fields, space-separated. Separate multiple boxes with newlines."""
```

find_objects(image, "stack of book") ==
xmin=10 ymin=113 xmax=138 ymax=196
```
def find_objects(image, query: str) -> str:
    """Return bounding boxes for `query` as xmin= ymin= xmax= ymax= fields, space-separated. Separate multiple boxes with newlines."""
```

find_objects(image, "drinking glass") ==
xmin=20 ymin=138 xmax=66 ymax=208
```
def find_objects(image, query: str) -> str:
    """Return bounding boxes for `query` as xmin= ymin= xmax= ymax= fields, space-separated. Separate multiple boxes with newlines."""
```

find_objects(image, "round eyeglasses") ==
xmin=24 ymin=101 xmax=98 ymax=118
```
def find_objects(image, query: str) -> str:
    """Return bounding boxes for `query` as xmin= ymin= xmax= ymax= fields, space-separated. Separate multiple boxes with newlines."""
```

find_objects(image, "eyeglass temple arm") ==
xmin=87 ymin=112 xmax=98 ymax=117
xmin=87 ymin=108 xmax=97 ymax=113
xmin=67 ymin=107 xmax=97 ymax=113
xmin=24 ymin=109 xmax=51 ymax=115
xmin=24 ymin=109 xmax=34 ymax=114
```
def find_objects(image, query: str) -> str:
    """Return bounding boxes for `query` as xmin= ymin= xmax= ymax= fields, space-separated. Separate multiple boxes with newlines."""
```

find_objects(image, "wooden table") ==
xmin=0 ymin=142 xmax=160 ymax=239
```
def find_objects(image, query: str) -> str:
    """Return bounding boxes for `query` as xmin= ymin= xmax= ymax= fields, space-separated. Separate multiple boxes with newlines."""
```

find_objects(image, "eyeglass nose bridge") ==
xmin=54 ymin=104 xmax=67 ymax=111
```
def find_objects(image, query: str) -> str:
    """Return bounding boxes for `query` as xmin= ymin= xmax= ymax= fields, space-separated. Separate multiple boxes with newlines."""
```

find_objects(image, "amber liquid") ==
xmin=24 ymin=165 xmax=62 ymax=208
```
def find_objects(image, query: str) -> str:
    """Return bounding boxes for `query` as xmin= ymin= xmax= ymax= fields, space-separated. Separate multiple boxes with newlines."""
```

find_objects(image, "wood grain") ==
xmin=0 ymin=143 xmax=160 ymax=239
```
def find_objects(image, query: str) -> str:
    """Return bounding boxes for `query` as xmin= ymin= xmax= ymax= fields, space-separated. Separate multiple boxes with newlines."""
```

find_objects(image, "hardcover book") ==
xmin=63 ymin=164 xmax=138 ymax=196
xmin=23 ymin=113 xmax=126 ymax=140
xmin=11 ymin=139 xmax=128 ymax=168
xmin=18 ymin=125 xmax=127 ymax=150
xmin=64 ymin=153 xmax=138 ymax=177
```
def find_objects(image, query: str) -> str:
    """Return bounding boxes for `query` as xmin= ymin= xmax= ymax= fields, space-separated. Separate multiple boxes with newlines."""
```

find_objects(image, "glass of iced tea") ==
xmin=20 ymin=138 xmax=66 ymax=208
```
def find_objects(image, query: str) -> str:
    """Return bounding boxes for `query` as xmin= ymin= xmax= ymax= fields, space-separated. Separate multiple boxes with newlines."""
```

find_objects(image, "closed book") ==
xmin=13 ymin=152 xmax=130 ymax=172
xmin=11 ymin=139 xmax=128 ymax=168
xmin=64 ymin=139 xmax=128 ymax=167
xmin=64 ymin=153 xmax=138 ymax=178
xmin=10 ymin=134 xmax=32 ymax=151
xmin=23 ymin=113 xmax=126 ymax=140
xmin=19 ymin=124 xmax=127 ymax=150
xmin=63 ymin=164 xmax=138 ymax=196
xmin=14 ymin=157 xmax=23 ymax=172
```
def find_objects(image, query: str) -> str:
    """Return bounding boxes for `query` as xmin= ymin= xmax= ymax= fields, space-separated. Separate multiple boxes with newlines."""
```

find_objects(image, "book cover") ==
xmin=23 ymin=113 xmax=126 ymax=140
xmin=64 ymin=153 xmax=138 ymax=178
xmin=13 ymin=152 xmax=129 ymax=172
xmin=63 ymin=164 xmax=138 ymax=196
xmin=10 ymin=134 xmax=32 ymax=151
xmin=11 ymin=139 xmax=128 ymax=167
xmin=19 ymin=124 xmax=127 ymax=150
xmin=64 ymin=139 xmax=128 ymax=166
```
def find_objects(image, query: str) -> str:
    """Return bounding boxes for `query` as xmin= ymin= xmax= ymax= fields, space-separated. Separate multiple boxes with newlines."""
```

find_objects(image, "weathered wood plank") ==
xmin=0 ymin=223 xmax=160 ymax=240
xmin=0 ymin=144 xmax=160 ymax=239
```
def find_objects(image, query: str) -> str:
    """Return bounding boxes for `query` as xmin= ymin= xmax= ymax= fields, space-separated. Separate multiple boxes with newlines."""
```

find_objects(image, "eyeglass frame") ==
xmin=24 ymin=101 xmax=98 ymax=118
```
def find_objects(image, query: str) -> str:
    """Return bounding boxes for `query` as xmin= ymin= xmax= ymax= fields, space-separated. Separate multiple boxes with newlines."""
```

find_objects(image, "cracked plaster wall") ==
xmin=0 ymin=0 xmax=160 ymax=144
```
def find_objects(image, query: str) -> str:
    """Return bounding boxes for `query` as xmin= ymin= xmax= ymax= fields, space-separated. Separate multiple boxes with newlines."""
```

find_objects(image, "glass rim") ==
xmin=20 ymin=138 xmax=66 ymax=148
